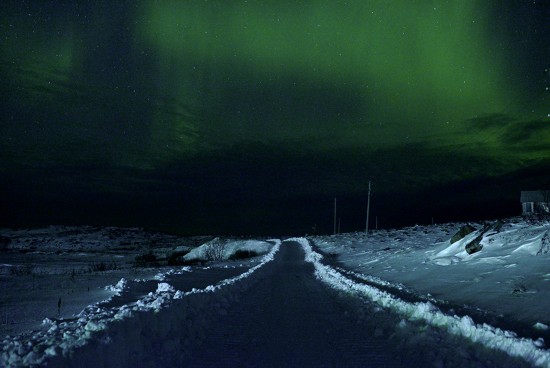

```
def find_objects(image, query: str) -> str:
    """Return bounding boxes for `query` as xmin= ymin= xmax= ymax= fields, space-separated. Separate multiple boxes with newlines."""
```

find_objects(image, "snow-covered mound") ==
xmin=183 ymin=238 xmax=273 ymax=262
xmin=313 ymin=217 xmax=550 ymax=329
xmin=430 ymin=220 xmax=550 ymax=264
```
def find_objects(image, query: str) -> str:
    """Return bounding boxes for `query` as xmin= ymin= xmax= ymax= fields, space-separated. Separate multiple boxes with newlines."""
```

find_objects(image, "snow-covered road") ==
xmin=185 ymin=240 xmax=405 ymax=367
xmin=35 ymin=240 xmax=539 ymax=367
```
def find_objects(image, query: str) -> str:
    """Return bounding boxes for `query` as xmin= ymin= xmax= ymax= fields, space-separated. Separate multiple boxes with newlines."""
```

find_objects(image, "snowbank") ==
xmin=429 ymin=221 xmax=550 ymax=263
xmin=292 ymin=237 xmax=550 ymax=368
xmin=0 ymin=240 xmax=281 ymax=367
xmin=313 ymin=219 xmax=550 ymax=327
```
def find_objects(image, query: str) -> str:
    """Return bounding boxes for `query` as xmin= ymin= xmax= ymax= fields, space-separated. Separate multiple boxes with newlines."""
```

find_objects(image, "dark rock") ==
xmin=536 ymin=231 xmax=550 ymax=255
xmin=512 ymin=284 xmax=527 ymax=295
xmin=465 ymin=239 xmax=483 ymax=254
xmin=464 ymin=224 xmax=490 ymax=255
xmin=491 ymin=220 xmax=504 ymax=233
xmin=450 ymin=225 xmax=476 ymax=244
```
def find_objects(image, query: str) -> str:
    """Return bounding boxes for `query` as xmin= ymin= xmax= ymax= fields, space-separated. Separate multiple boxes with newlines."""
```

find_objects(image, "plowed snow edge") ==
xmin=0 ymin=241 xmax=281 ymax=367
xmin=291 ymin=237 xmax=550 ymax=368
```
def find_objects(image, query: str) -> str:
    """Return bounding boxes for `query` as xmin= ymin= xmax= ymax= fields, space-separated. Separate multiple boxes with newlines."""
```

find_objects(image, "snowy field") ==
xmin=0 ymin=226 xmax=194 ymax=337
xmin=0 ymin=227 xmax=267 ymax=338
xmin=0 ymin=218 xmax=549 ymax=367
xmin=312 ymin=217 xmax=550 ymax=332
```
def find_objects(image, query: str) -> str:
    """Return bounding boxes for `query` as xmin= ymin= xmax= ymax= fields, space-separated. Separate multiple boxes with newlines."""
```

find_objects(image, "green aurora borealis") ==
xmin=1 ymin=1 xmax=549 ymax=234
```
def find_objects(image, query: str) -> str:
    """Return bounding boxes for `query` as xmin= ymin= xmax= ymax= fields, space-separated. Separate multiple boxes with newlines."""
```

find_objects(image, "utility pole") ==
xmin=333 ymin=198 xmax=337 ymax=235
xmin=366 ymin=181 xmax=371 ymax=235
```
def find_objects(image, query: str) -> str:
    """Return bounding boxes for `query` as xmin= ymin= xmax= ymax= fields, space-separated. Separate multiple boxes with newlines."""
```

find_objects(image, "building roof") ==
xmin=520 ymin=190 xmax=549 ymax=203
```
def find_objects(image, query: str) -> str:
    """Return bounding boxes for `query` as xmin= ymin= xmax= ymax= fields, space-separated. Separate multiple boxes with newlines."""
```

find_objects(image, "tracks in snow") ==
xmin=186 ymin=240 xmax=405 ymax=367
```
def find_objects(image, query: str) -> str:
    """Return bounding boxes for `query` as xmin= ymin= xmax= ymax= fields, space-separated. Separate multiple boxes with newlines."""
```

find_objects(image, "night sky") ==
xmin=1 ymin=1 xmax=549 ymax=235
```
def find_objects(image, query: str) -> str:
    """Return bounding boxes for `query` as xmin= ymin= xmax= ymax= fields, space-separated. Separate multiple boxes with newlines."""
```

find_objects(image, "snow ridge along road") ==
xmin=293 ymin=237 xmax=550 ymax=368
xmin=0 ymin=241 xmax=281 ymax=367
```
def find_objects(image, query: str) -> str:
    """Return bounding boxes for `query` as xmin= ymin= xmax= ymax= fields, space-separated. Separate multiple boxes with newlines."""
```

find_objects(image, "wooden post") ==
xmin=334 ymin=198 xmax=337 ymax=235
xmin=366 ymin=181 xmax=371 ymax=235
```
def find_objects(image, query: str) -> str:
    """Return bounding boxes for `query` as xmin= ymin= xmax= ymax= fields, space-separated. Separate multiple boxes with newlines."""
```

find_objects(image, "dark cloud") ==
xmin=463 ymin=114 xmax=550 ymax=152
xmin=501 ymin=120 xmax=550 ymax=147
xmin=0 ymin=141 xmax=532 ymax=235
xmin=465 ymin=114 xmax=514 ymax=131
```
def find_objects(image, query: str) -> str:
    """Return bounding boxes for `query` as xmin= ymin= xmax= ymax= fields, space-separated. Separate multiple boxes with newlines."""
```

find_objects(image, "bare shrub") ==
xmin=204 ymin=238 xmax=226 ymax=261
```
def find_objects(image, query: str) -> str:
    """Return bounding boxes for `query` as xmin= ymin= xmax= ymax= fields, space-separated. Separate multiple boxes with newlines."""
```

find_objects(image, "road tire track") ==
xmin=186 ymin=241 xmax=410 ymax=367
